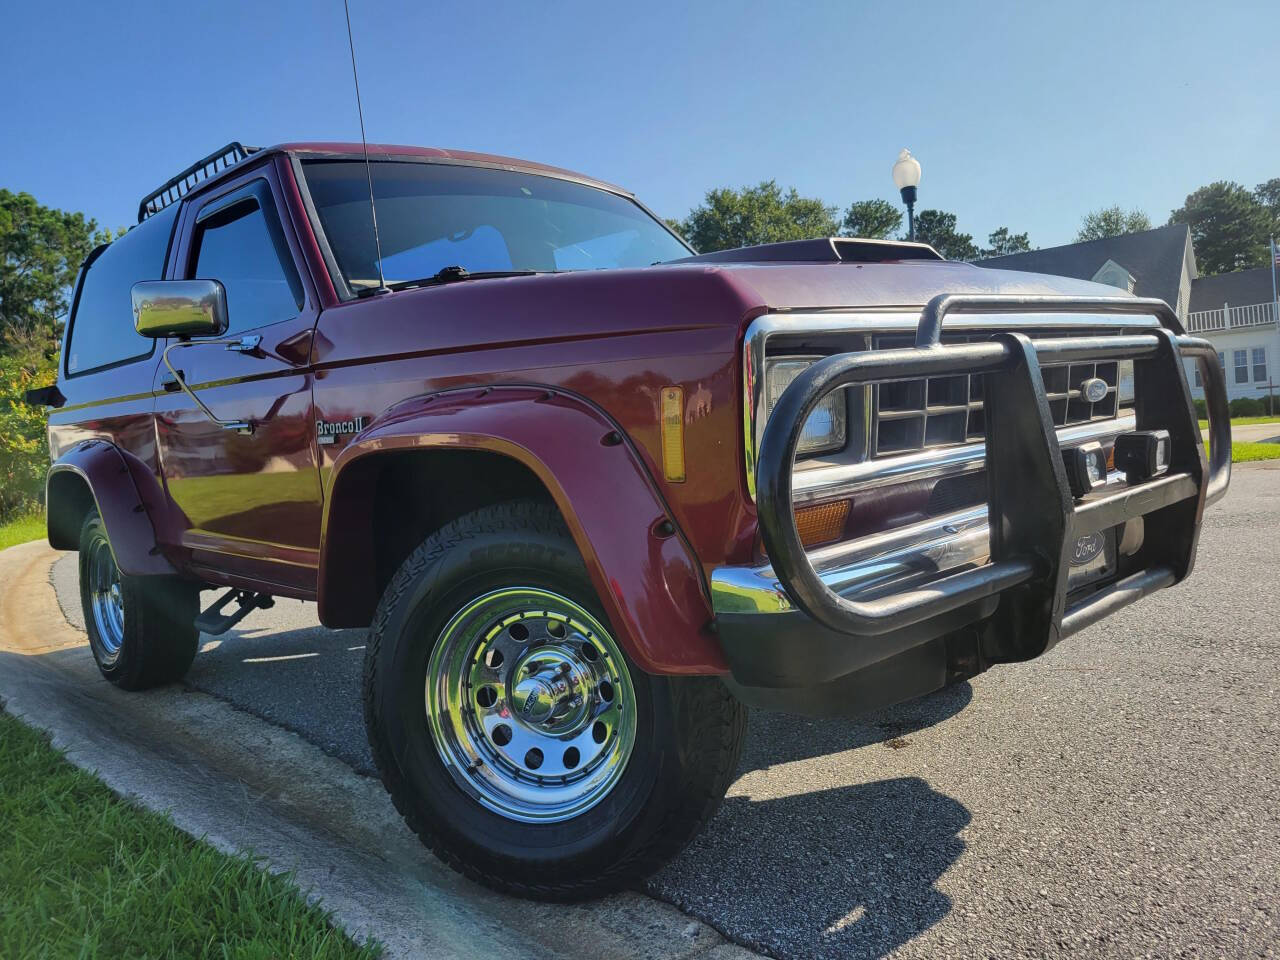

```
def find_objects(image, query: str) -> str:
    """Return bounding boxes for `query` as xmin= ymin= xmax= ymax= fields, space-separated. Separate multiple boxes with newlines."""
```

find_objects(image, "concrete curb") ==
xmin=0 ymin=541 xmax=760 ymax=960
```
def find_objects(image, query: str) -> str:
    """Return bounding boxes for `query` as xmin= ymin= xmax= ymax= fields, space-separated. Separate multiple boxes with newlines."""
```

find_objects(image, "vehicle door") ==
xmin=153 ymin=161 xmax=323 ymax=595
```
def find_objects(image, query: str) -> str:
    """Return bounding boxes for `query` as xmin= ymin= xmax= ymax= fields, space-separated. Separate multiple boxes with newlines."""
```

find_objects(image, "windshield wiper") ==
xmin=386 ymin=266 xmax=541 ymax=291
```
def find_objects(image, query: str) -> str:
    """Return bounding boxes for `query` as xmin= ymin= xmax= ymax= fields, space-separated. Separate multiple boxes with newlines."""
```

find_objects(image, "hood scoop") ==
xmin=670 ymin=236 xmax=944 ymax=265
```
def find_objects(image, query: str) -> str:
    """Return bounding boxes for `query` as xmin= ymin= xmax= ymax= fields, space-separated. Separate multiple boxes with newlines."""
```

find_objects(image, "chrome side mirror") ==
xmin=131 ymin=279 xmax=229 ymax=339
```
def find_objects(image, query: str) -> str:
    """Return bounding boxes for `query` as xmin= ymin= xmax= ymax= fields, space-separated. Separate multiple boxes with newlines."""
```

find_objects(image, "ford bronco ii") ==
xmin=37 ymin=142 xmax=1230 ymax=900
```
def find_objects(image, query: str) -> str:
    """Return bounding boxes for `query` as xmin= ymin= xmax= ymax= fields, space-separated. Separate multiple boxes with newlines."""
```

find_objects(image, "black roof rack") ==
xmin=137 ymin=142 xmax=260 ymax=223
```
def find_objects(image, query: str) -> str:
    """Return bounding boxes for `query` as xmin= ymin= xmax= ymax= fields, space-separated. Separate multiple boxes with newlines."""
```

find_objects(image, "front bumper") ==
xmin=713 ymin=294 xmax=1230 ymax=711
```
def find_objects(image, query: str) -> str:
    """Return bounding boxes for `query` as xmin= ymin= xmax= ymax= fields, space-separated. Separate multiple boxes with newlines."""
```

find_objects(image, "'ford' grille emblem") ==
xmin=1081 ymin=377 xmax=1109 ymax=404
xmin=1069 ymin=532 xmax=1106 ymax=567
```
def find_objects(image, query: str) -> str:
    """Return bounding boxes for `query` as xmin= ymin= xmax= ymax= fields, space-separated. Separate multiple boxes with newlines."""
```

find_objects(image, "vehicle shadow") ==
xmin=646 ymin=684 xmax=974 ymax=958
xmin=185 ymin=616 xmax=374 ymax=773
xmin=736 ymin=680 xmax=973 ymax=774
xmin=650 ymin=775 xmax=970 ymax=960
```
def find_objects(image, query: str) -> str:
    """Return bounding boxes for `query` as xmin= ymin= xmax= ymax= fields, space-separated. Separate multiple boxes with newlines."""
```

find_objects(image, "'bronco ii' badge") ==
xmin=316 ymin=416 xmax=366 ymax=445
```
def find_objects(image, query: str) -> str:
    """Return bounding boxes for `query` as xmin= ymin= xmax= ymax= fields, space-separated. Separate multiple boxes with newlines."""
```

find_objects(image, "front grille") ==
xmin=871 ymin=333 xmax=1122 ymax=457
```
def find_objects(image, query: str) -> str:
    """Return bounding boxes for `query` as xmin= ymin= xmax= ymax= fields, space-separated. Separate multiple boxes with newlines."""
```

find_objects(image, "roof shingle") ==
xmin=976 ymin=224 xmax=1192 ymax=309
xmin=1189 ymin=266 xmax=1277 ymax=313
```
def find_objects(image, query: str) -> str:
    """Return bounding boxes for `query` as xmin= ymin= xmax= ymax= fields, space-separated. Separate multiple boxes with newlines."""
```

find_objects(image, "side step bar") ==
xmin=194 ymin=588 xmax=275 ymax=636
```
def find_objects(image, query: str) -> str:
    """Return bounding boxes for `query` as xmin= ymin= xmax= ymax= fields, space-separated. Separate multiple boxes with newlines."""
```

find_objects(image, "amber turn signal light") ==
xmin=659 ymin=386 xmax=686 ymax=482
xmin=795 ymin=499 xmax=851 ymax=548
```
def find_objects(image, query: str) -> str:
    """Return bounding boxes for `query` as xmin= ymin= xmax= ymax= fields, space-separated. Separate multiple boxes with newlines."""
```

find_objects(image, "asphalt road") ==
xmin=52 ymin=463 xmax=1280 ymax=958
xmin=1224 ymin=422 xmax=1280 ymax=444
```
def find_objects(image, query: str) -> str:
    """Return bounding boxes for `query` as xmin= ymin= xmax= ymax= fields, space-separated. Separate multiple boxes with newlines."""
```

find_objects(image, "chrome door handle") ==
xmin=226 ymin=334 xmax=263 ymax=353
xmin=161 ymin=340 xmax=256 ymax=435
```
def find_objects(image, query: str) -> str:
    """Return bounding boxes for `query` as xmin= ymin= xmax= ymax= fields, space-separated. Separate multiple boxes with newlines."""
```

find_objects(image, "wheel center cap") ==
xmin=511 ymin=676 xmax=557 ymax=723
xmin=507 ymin=647 xmax=593 ymax=733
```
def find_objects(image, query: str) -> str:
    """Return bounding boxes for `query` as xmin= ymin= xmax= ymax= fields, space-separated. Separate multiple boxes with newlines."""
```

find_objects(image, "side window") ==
xmin=65 ymin=205 xmax=178 ymax=376
xmin=191 ymin=185 xmax=302 ymax=335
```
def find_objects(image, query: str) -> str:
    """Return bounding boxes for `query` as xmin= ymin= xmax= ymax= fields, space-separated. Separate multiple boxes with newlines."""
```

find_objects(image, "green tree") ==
xmin=0 ymin=189 xmax=110 ymax=349
xmin=1255 ymin=178 xmax=1280 ymax=235
xmin=980 ymin=227 xmax=1031 ymax=258
xmin=1168 ymin=181 xmax=1271 ymax=275
xmin=911 ymin=209 xmax=978 ymax=261
xmin=0 ymin=336 xmax=56 ymax=518
xmin=840 ymin=199 xmax=902 ymax=240
xmin=675 ymin=181 xmax=839 ymax=253
xmin=1075 ymin=205 xmax=1152 ymax=242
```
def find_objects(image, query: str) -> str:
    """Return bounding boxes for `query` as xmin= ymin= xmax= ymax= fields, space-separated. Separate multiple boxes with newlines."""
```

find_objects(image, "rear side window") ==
xmin=65 ymin=205 xmax=178 ymax=376
xmin=191 ymin=188 xmax=301 ymax=335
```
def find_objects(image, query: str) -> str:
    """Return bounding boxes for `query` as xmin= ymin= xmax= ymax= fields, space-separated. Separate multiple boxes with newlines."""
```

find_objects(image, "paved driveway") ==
xmin=1223 ymin=422 xmax=1280 ymax=444
xmin=47 ymin=463 xmax=1280 ymax=958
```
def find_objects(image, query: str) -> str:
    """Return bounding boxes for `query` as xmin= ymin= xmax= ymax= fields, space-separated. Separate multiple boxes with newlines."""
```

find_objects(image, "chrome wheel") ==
xmin=88 ymin=540 xmax=125 ymax=664
xmin=426 ymin=587 xmax=637 ymax=823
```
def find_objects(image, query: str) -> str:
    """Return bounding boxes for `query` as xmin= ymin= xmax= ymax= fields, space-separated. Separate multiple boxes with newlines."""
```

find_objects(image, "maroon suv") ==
xmin=38 ymin=141 xmax=1231 ymax=899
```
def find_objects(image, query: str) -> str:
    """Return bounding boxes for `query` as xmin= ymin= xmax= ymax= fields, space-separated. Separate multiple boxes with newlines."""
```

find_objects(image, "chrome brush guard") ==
xmin=743 ymin=294 xmax=1230 ymax=663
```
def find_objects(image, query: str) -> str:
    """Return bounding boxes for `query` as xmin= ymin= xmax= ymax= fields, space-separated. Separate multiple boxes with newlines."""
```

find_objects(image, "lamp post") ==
xmin=892 ymin=148 xmax=922 ymax=242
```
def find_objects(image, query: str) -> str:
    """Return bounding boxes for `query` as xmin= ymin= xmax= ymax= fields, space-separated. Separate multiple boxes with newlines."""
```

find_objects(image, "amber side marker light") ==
xmin=660 ymin=386 xmax=686 ymax=482
xmin=795 ymin=499 xmax=851 ymax=548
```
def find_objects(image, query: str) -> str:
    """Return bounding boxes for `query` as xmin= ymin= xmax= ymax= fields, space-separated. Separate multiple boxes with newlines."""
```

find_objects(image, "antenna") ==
xmin=343 ymin=0 xmax=388 ymax=293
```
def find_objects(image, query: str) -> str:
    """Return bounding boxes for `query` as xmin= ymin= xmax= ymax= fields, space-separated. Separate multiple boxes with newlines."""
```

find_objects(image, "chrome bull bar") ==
xmin=754 ymin=294 xmax=1231 ymax=658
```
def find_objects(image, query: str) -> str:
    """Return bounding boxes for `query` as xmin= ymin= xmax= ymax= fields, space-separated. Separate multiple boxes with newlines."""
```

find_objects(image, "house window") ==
xmin=1253 ymin=347 xmax=1267 ymax=383
xmin=1234 ymin=350 xmax=1249 ymax=385
xmin=1194 ymin=365 xmax=1202 ymax=388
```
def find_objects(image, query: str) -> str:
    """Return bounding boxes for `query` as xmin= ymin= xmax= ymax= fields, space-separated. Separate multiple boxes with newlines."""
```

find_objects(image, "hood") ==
xmin=676 ymin=259 xmax=1139 ymax=314
xmin=329 ymin=259 xmax=1144 ymax=362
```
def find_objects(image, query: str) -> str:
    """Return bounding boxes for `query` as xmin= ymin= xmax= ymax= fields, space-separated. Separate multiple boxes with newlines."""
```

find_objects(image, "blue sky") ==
xmin=2 ymin=0 xmax=1276 ymax=249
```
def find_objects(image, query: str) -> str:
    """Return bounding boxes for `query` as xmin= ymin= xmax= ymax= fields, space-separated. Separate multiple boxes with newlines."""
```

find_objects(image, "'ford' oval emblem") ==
xmin=1070 ymin=532 xmax=1106 ymax=567
xmin=1081 ymin=377 xmax=1109 ymax=404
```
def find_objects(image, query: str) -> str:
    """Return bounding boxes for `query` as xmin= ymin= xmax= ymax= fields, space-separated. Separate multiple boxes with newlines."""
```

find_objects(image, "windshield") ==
xmin=302 ymin=159 xmax=690 ymax=291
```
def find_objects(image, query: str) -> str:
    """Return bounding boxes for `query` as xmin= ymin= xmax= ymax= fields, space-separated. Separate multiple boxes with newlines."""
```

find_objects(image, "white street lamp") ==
xmin=892 ymin=148 xmax=922 ymax=241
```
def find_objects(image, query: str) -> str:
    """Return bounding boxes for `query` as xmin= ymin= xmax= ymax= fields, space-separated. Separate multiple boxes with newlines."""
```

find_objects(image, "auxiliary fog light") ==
xmin=1062 ymin=441 xmax=1107 ymax=499
xmin=1114 ymin=430 xmax=1172 ymax=483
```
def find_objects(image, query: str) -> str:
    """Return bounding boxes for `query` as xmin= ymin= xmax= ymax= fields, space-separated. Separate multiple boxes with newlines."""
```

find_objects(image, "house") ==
xmin=977 ymin=226 xmax=1278 ymax=405
xmin=978 ymin=224 xmax=1198 ymax=320
xmin=1185 ymin=267 xmax=1278 ymax=405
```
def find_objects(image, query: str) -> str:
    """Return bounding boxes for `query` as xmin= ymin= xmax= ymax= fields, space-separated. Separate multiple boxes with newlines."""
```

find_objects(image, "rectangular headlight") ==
xmin=765 ymin=357 xmax=847 ymax=456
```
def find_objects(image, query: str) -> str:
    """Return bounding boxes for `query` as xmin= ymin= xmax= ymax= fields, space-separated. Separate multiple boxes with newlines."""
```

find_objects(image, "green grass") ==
xmin=0 ymin=710 xmax=380 ymax=959
xmin=1198 ymin=415 xmax=1280 ymax=429
xmin=1194 ymin=415 xmax=1280 ymax=463
xmin=0 ymin=512 xmax=44 ymax=551
xmin=1231 ymin=441 xmax=1280 ymax=463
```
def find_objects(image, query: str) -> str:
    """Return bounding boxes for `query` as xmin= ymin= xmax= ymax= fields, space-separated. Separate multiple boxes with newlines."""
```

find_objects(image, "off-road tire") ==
xmin=78 ymin=510 xmax=199 ymax=690
xmin=362 ymin=500 xmax=747 ymax=900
